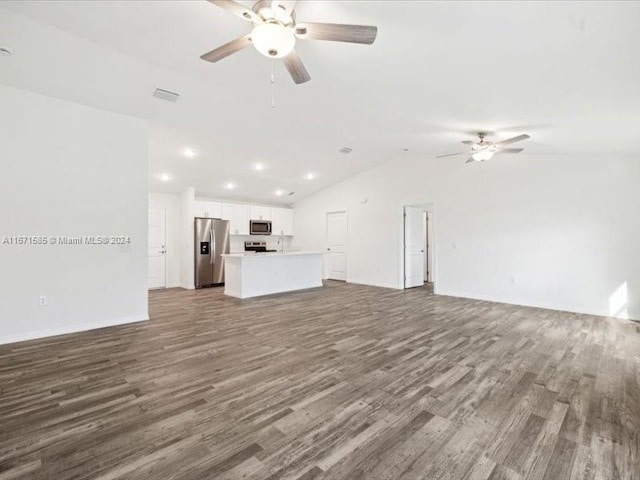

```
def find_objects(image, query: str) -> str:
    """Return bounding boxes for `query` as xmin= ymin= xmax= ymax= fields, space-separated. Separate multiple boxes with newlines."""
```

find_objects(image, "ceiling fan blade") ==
xmin=295 ymin=23 xmax=378 ymax=45
xmin=282 ymin=51 xmax=311 ymax=84
xmin=498 ymin=147 xmax=524 ymax=154
xmin=207 ymin=0 xmax=261 ymax=23
xmin=200 ymin=34 xmax=252 ymax=63
xmin=461 ymin=140 xmax=476 ymax=145
xmin=436 ymin=152 xmax=468 ymax=158
xmin=496 ymin=134 xmax=530 ymax=146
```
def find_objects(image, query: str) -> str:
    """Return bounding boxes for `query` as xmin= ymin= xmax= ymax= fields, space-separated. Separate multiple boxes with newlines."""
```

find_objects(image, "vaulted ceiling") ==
xmin=1 ymin=1 xmax=639 ymax=204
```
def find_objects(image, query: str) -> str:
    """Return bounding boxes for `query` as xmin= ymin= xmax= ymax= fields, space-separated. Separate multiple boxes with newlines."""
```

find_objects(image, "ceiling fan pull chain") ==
xmin=270 ymin=60 xmax=276 ymax=109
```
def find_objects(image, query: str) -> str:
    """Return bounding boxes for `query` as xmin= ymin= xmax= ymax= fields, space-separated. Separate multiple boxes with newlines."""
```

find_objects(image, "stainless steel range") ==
xmin=244 ymin=241 xmax=276 ymax=253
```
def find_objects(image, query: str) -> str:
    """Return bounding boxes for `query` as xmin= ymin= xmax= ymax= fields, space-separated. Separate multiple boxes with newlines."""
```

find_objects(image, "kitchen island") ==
xmin=221 ymin=251 xmax=323 ymax=299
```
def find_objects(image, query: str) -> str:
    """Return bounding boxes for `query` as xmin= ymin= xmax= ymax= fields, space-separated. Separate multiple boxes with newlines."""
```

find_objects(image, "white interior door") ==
xmin=148 ymin=207 xmax=166 ymax=289
xmin=326 ymin=211 xmax=347 ymax=281
xmin=404 ymin=206 xmax=425 ymax=288
xmin=423 ymin=211 xmax=429 ymax=282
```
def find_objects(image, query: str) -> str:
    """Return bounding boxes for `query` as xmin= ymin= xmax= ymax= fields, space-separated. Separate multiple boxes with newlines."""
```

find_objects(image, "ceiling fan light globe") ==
xmin=471 ymin=150 xmax=494 ymax=161
xmin=252 ymin=23 xmax=296 ymax=58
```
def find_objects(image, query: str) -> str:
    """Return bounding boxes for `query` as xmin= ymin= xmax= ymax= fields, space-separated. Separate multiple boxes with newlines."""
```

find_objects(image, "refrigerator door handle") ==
xmin=210 ymin=228 xmax=215 ymax=264
xmin=211 ymin=228 xmax=216 ymax=263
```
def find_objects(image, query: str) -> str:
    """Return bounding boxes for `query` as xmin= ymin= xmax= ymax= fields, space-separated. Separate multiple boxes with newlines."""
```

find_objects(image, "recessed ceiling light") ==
xmin=183 ymin=147 xmax=196 ymax=158
xmin=304 ymin=172 xmax=316 ymax=180
xmin=0 ymin=45 xmax=12 ymax=57
xmin=254 ymin=163 xmax=265 ymax=171
xmin=159 ymin=173 xmax=171 ymax=182
xmin=274 ymin=189 xmax=284 ymax=196
xmin=225 ymin=182 xmax=236 ymax=190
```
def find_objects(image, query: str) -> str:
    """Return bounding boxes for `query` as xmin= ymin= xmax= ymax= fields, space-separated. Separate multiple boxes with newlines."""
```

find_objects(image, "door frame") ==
xmin=148 ymin=206 xmax=167 ymax=290
xmin=401 ymin=203 xmax=436 ymax=289
xmin=325 ymin=210 xmax=348 ymax=281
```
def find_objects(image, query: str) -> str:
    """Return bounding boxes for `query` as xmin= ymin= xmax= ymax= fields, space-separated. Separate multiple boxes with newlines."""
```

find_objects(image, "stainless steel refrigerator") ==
xmin=194 ymin=217 xmax=230 ymax=288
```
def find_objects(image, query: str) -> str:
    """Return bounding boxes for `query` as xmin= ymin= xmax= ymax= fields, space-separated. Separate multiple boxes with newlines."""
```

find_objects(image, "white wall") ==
xmin=180 ymin=187 xmax=196 ymax=289
xmin=148 ymin=193 xmax=182 ymax=288
xmin=294 ymin=153 xmax=640 ymax=320
xmin=0 ymin=85 xmax=149 ymax=344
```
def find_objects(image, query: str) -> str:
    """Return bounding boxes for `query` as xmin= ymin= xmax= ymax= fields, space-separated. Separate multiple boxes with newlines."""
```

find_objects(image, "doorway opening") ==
xmin=403 ymin=204 xmax=434 ymax=291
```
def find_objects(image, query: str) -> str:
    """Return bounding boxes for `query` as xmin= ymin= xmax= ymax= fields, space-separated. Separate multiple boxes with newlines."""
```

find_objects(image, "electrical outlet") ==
xmin=39 ymin=295 xmax=48 ymax=306
xmin=509 ymin=276 xmax=517 ymax=285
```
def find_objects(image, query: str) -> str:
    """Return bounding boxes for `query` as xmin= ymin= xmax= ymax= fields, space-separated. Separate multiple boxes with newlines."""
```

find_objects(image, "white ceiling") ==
xmin=1 ymin=1 xmax=639 ymax=205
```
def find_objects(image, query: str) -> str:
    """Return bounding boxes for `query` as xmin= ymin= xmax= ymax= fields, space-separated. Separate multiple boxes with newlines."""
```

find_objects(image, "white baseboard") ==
xmin=346 ymin=279 xmax=403 ymax=290
xmin=434 ymin=288 xmax=638 ymax=321
xmin=223 ymin=288 xmax=241 ymax=298
xmin=0 ymin=315 xmax=149 ymax=346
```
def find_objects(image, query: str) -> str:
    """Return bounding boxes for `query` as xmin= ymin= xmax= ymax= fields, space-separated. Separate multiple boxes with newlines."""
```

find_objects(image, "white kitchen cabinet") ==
xmin=234 ymin=205 xmax=250 ymax=235
xmin=223 ymin=203 xmax=250 ymax=235
xmin=271 ymin=207 xmax=294 ymax=236
xmin=221 ymin=203 xmax=234 ymax=221
xmin=249 ymin=205 xmax=272 ymax=221
xmin=207 ymin=201 xmax=223 ymax=218
xmin=195 ymin=201 xmax=223 ymax=218
xmin=198 ymin=201 xmax=286 ymax=235
xmin=194 ymin=201 xmax=207 ymax=218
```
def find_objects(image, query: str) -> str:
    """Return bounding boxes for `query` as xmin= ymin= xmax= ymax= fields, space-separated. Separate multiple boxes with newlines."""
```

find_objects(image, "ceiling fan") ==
xmin=437 ymin=132 xmax=531 ymax=163
xmin=200 ymin=0 xmax=378 ymax=84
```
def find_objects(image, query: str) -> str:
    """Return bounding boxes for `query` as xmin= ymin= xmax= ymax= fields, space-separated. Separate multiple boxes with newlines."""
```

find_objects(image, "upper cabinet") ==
xmin=223 ymin=203 xmax=250 ymax=236
xmin=271 ymin=207 xmax=294 ymax=236
xmin=196 ymin=200 xmax=292 ymax=236
xmin=195 ymin=200 xmax=223 ymax=219
xmin=249 ymin=206 xmax=272 ymax=221
xmin=194 ymin=201 xmax=206 ymax=218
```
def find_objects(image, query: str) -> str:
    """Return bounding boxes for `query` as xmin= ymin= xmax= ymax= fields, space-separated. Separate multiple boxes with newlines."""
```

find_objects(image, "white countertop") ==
xmin=223 ymin=251 xmax=323 ymax=258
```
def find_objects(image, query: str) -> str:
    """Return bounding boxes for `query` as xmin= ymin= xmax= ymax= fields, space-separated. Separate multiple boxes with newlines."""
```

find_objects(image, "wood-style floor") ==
xmin=1 ymin=281 xmax=639 ymax=479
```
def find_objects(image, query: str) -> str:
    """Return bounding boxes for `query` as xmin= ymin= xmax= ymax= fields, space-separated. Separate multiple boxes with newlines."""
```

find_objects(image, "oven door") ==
xmin=250 ymin=220 xmax=272 ymax=235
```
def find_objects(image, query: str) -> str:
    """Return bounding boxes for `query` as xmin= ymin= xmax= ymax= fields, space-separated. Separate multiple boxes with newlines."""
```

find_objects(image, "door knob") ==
xmin=327 ymin=248 xmax=331 ymax=251
xmin=160 ymin=250 xmax=166 ymax=254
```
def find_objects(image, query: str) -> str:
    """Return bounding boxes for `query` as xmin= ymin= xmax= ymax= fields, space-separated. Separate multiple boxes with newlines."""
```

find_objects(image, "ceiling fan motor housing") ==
xmin=253 ymin=0 xmax=295 ymax=27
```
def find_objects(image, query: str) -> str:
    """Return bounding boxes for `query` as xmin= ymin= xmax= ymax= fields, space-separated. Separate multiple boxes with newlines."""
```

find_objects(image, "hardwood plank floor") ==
xmin=0 ymin=281 xmax=638 ymax=479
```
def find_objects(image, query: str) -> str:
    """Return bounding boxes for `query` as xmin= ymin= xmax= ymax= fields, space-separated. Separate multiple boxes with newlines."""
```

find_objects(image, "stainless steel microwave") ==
xmin=250 ymin=220 xmax=272 ymax=235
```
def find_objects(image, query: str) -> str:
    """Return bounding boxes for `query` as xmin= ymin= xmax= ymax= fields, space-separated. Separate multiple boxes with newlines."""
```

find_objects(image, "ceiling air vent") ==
xmin=339 ymin=147 xmax=353 ymax=154
xmin=153 ymin=88 xmax=180 ymax=103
